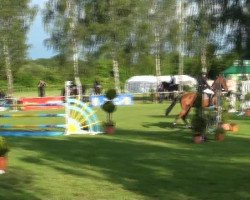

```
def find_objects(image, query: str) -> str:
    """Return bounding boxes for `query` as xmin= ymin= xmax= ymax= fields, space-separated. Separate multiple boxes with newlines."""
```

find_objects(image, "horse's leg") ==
xmin=172 ymin=92 xmax=196 ymax=127
xmin=182 ymin=106 xmax=192 ymax=128
xmin=173 ymin=102 xmax=193 ymax=127
xmin=165 ymin=97 xmax=178 ymax=116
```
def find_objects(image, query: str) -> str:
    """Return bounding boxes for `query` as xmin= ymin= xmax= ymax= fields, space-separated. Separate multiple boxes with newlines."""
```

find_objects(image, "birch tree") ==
xmin=0 ymin=0 xmax=36 ymax=96
xmin=43 ymin=0 xmax=88 ymax=97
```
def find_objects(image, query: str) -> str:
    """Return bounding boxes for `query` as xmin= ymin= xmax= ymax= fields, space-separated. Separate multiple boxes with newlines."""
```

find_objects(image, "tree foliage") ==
xmin=1 ymin=0 xmax=250 ymax=91
xmin=0 ymin=0 xmax=36 ymax=95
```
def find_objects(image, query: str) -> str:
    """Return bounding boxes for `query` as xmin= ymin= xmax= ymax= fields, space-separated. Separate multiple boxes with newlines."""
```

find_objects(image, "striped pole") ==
xmin=0 ymin=114 xmax=66 ymax=118
xmin=3 ymin=103 xmax=65 ymax=107
xmin=0 ymin=124 xmax=66 ymax=129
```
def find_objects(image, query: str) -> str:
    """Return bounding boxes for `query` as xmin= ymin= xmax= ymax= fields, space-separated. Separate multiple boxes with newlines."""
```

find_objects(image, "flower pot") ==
xmin=244 ymin=109 xmax=250 ymax=116
xmin=193 ymin=134 xmax=203 ymax=144
xmin=230 ymin=124 xmax=238 ymax=132
xmin=0 ymin=156 xmax=7 ymax=173
xmin=105 ymin=125 xmax=115 ymax=134
xmin=215 ymin=133 xmax=225 ymax=141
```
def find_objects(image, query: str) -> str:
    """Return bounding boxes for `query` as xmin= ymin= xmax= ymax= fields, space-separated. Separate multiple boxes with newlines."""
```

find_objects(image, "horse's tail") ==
xmin=165 ymin=96 xmax=179 ymax=116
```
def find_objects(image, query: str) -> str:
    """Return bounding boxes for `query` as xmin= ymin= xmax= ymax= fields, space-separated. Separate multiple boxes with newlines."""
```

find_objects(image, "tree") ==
xmin=85 ymin=0 xmax=141 ymax=93
xmin=219 ymin=0 xmax=250 ymax=60
xmin=43 ymin=0 xmax=89 ymax=97
xmin=184 ymin=1 xmax=218 ymax=74
xmin=0 ymin=0 xmax=36 ymax=96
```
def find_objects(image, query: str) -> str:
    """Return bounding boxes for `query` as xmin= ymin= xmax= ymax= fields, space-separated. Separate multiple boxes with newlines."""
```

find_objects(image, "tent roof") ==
xmin=126 ymin=75 xmax=157 ymax=83
xmin=222 ymin=65 xmax=250 ymax=75
xmin=126 ymin=75 xmax=196 ymax=85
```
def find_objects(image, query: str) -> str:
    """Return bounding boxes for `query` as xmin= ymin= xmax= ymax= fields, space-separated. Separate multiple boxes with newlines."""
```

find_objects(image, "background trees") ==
xmin=0 ymin=0 xmax=36 ymax=96
xmin=0 ymin=0 xmax=249 ymax=91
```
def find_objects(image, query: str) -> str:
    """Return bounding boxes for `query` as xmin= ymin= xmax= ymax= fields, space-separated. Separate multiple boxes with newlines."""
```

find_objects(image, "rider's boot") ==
xmin=208 ymin=95 xmax=213 ymax=107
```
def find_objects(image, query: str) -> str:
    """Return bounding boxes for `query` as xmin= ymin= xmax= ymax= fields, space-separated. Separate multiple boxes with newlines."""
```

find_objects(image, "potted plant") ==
xmin=191 ymin=111 xmax=207 ymax=144
xmin=191 ymin=93 xmax=207 ymax=144
xmin=220 ymin=96 xmax=231 ymax=131
xmin=214 ymin=126 xmax=226 ymax=141
xmin=101 ymin=89 xmax=117 ymax=134
xmin=244 ymin=93 xmax=250 ymax=116
xmin=0 ymin=136 xmax=10 ymax=174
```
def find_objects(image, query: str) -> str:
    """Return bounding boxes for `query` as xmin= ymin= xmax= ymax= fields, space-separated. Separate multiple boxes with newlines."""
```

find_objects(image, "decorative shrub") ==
xmin=191 ymin=93 xmax=207 ymax=135
xmin=105 ymin=89 xmax=117 ymax=100
xmin=102 ymin=89 xmax=117 ymax=126
xmin=215 ymin=127 xmax=226 ymax=135
xmin=245 ymin=93 xmax=250 ymax=101
xmin=191 ymin=110 xmax=207 ymax=134
xmin=0 ymin=137 xmax=9 ymax=157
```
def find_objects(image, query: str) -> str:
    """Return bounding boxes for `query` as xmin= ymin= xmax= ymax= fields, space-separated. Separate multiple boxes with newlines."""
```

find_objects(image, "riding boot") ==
xmin=208 ymin=95 xmax=213 ymax=107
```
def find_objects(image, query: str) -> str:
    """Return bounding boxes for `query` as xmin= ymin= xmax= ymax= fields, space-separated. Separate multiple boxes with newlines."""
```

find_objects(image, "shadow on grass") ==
xmin=142 ymin=121 xmax=190 ymax=130
xmin=148 ymin=114 xmax=178 ymax=119
xmin=0 ymin=167 xmax=40 ymax=200
xmin=4 ymin=128 xmax=250 ymax=200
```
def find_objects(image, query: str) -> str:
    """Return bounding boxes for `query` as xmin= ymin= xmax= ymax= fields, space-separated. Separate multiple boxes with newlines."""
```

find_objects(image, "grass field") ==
xmin=0 ymin=101 xmax=250 ymax=200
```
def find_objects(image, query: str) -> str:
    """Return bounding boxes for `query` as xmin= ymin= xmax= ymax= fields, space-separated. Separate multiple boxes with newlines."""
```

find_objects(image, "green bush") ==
xmin=215 ymin=127 xmax=225 ymax=135
xmin=0 ymin=137 xmax=9 ymax=157
xmin=102 ymin=101 xmax=116 ymax=114
xmin=15 ymin=71 xmax=36 ymax=87
xmin=105 ymin=89 xmax=117 ymax=100
xmin=221 ymin=96 xmax=229 ymax=123
xmin=102 ymin=89 xmax=117 ymax=126
xmin=191 ymin=112 xmax=207 ymax=134
xmin=245 ymin=93 xmax=250 ymax=101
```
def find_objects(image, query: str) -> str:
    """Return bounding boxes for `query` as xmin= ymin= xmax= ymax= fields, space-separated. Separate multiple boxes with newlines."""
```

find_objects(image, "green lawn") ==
xmin=0 ymin=102 xmax=250 ymax=200
xmin=13 ymin=89 xmax=62 ymax=98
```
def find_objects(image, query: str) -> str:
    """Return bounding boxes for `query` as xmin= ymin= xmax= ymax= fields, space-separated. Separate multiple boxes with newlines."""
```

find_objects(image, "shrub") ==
xmin=105 ymin=89 xmax=117 ymax=100
xmin=191 ymin=111 xmax=207 ymax=134
xmin=245 ymin=93 xmax=250 ymax=101
xmin=102 ymin=89 xmax=118 ymax=126
xmin=0 ymin=137 xmax=9 ymax=157
xmin=215 ymin=127 xmax=226 ymax=135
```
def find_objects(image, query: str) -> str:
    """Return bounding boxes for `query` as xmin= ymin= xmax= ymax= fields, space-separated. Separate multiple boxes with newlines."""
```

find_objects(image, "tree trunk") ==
xmin=67 ymin=0 xmax=82 ymax=100
xmin=112 ymin=59 xmax=121 ymax=93
xmin=201 ymin=46 xmax=207 ymax=73
xmin=3 ymin=42 xmax=13 ymax=97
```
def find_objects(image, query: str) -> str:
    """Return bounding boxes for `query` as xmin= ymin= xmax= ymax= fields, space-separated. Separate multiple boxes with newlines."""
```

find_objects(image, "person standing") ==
xmin=38 ymin=80 xmax=46 ymax=97
xmin=93 ymin=79 xmax=102 ymax=95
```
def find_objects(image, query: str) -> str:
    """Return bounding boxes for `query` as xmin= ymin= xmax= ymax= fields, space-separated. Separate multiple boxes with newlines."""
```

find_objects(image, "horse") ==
xmin=155 ymin=81 xmax=179 ymax=103
xmin=162 ymin=81 xmax=179 ymax=100
xmin=61 ymin=84 xmax=86 ymax=99
xmin=165 ymin=75 xmax=228 ymax=126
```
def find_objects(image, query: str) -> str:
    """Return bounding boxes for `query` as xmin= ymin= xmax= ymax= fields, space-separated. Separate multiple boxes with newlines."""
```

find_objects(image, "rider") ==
xmin=197 ymin=72 xmax=214 ymax=106
xmin=169 ymin=76 xmax=176 ymax=87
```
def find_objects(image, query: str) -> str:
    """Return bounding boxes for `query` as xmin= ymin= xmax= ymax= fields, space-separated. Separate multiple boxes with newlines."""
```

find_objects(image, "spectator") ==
xmin=38 ymin=80 xmax=46 ymax=97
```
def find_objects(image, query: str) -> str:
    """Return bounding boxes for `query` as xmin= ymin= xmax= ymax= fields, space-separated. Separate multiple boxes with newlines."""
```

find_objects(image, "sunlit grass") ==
xmin=0 ymin=100 xmax=249 ymax=200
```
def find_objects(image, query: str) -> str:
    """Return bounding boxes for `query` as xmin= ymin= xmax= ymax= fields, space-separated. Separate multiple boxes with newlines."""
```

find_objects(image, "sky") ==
xmin=28 ymin=0 xmax=55 ymax=59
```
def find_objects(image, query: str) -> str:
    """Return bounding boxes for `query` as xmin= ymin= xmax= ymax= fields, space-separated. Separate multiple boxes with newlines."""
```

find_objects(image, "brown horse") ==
xmin=166 ymin=75 xmax=228 ymax=126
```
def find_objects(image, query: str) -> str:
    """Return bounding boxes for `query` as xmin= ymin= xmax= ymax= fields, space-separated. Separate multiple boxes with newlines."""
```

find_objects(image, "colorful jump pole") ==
xmin=0 ymin=81 xmax=102 ymax=136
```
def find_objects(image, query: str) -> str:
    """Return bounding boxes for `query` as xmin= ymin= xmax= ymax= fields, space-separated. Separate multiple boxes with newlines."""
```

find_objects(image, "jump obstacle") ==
xmin=0 ymin=82 xmax=102 ymax=136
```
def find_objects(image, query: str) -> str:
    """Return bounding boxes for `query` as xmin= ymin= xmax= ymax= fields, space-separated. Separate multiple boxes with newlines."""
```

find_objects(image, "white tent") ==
xmin=125 ymin=75 xmax=197 ymax=93
xmin=124 ymin=75 xmax=157 ymax=93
